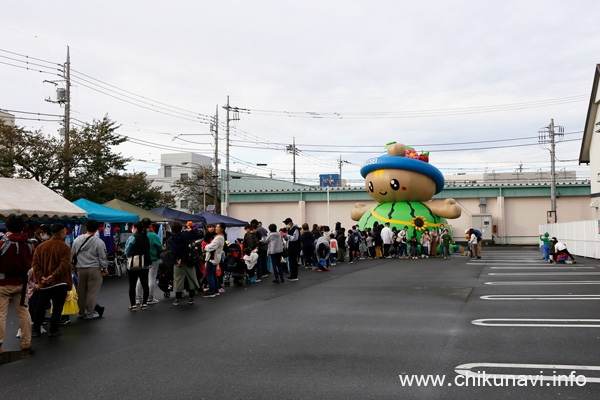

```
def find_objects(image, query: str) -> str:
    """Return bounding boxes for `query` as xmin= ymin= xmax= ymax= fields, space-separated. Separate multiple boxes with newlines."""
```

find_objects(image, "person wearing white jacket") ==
xmin=381 ymin=223 xmax=394 ymax=258
xmin=203 ymin=223 xmax=226 ymax=298
xmin=262 ymin=224 xmax=285 ymax=283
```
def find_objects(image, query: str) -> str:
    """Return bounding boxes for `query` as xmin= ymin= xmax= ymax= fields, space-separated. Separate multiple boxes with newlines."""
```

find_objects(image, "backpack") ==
xmin=187 ymin=240 xmax=201 ymax=266
xmin=0 ymin=238 xmax=34 ymax=258
xmin=0 ymin=238 xmax=34 ymax=306
xmin=348 ymin=233 xmax=356 ymax=246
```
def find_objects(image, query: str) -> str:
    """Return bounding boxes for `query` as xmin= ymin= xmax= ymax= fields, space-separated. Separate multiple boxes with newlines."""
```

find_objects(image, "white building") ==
xmin=580 ymin=64 xmax=600 ymax=220
xmin=0 ymin=110 xmax=15 ymax=126
xmin=147 ymin=152 xmax=213 ymax=212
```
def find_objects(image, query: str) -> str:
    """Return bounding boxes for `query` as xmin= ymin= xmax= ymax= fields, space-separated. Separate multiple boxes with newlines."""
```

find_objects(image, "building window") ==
xmin=164 ymin=191 xmax=171 ymax=197
xmin=180 ymin=173 xmax=188 ymax=179
xmin=164 ymin=165 xmax=172 ymax=178
xmin=180 ymin=199 xmax=188 ymax=209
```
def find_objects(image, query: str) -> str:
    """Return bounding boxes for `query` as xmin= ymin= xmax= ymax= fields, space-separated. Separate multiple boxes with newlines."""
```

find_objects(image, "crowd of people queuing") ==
xmin=0 ymin=210 xmax=496 ymax=355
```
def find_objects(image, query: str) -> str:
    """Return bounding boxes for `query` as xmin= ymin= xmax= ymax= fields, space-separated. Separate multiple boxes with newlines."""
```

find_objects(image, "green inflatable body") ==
xmin=358 ymin=201 xmax=449 ymax=241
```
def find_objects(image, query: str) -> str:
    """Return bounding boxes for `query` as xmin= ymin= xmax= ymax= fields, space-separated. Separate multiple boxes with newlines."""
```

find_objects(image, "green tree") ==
xmin=88 ymin=171 xmax=163 ymax=209
xmin=0 ymin=122 xmax=65 ymax=189
xmin=157 ymin=192 xmax=177 ymax=208
xmin=172 ymin=167 xmax=219 ymax=213
xmin=0 ymin=116 xmax=133 ymax=201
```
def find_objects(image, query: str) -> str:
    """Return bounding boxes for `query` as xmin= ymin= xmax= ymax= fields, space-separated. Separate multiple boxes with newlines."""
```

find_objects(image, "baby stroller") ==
xmin=222 ymin=243 xmax=248 ymax=287
xmin=157 ymin=250 xmax=174 ymax=297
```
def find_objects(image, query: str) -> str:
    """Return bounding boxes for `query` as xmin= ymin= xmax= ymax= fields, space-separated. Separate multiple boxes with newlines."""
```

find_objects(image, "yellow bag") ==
xmin=51 ymin=286 xmax=79 ymax=315
xmin=62 ymin=287 xmax=79 ymax=315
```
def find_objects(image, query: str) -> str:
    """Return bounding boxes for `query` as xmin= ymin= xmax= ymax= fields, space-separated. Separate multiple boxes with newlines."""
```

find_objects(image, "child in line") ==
xmin=441 ymin=229 xmax=453 ymax=260
xmin=243 ymin=247 xmax=259 ymax=283
xmin=549 ymin=237 xmax=557 ymax=263
xmin=329 ymin=234 xmax=338 ymax=266
xmin=539 ymin=232 xmax=550 ymax=260
xmin=366 ymin=232 xmax=375 ymax=259
xmin=420 ymin=230 xmax=430 ymax=258
xmin=409 ymin=236 xmax=419 ymax=259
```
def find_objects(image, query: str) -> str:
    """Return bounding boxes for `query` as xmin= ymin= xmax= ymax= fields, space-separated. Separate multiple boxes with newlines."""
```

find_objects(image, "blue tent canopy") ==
xmin=73 ymin=199 xmax=139 ymax=223
xmin=149 ymin=207 xmax=206 ymax=224
xmin=198 ymin=211 xmax=247 ymax=227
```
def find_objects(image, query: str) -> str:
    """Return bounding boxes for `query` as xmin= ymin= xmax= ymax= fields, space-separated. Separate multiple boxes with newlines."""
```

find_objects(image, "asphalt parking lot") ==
xmin=1 ymin=247 xmax=599 ymax=399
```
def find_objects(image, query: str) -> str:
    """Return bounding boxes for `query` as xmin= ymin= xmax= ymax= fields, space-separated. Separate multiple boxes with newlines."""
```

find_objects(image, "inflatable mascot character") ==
xmin=351 ymin=142 xmax=461 ymax=239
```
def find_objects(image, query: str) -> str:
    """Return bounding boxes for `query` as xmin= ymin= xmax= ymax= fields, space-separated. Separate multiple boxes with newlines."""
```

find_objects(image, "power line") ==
xmin=0 ymin=48 xmax=62 ymax=66
xmin=0 ymin=108 xmax=63 ymax=117
xmin=70 ymin=72 xmax=212 ymax=122
xmin=70 ymin=68 xmax=213 ymax=119
xmin=236 ymin=95 xmax=587 ymax=119
xmin=229 ymin=131 xmax=583 ymax=148
xmin=12 ymin=116 xmax=63 ymax=122
xmin=0 ymin=54 xmax=63 ymax=73
xmin=230 ymin=138 xmax=582 ymax=154
xmin=71 ymin=78 xmax=210 ymax=124
xmin=0 ymin=60 xmax=63 ymax=76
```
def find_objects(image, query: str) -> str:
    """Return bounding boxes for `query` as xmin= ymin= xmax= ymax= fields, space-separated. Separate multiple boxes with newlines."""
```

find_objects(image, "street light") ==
xmin=181 ymin=162 xmax=206 ymax=212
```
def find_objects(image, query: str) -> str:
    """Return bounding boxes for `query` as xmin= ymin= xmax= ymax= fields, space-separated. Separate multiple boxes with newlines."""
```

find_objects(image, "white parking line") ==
xmin=455 ymin=363 xmax=600 ymax=383
xmin=468 ymin=263 xmax=554 ymax=266
xmin=488 ymin=272 xmax=600 ymax=276
xmin=480 ymin=294 xmax=600 ymax=300
xmin=471 ymin=258 xmax=550 ymax=264
xmin=489 ymin=266 xmax=593 ymax=269
xmin=471 ymin=318 xmax=600 ymax=327
xmin=485 ymin=281 xmax=600 ymax=285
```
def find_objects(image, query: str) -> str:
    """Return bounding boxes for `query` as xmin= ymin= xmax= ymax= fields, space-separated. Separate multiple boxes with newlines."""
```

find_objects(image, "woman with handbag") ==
xmin=124 ymin=221 xmax=151 ymax=311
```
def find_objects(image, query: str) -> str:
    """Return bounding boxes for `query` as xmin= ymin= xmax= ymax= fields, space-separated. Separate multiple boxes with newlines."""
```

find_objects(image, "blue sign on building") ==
xmin=320 ymin=174 xmax=340 ymax=187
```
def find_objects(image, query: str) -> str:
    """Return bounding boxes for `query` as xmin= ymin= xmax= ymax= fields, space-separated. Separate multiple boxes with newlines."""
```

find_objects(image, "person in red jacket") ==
xmin=0 ymin=215 xmax=34 ymax=353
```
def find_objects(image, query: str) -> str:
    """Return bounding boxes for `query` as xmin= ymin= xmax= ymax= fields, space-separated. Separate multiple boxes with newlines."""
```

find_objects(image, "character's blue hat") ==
xmin=360 ymin=153 xmax=445 ymax=195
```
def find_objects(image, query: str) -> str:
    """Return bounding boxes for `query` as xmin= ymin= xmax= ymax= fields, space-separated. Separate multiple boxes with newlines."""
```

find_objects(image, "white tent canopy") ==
xmin=0 ymin=178 xmax=87 ymax=220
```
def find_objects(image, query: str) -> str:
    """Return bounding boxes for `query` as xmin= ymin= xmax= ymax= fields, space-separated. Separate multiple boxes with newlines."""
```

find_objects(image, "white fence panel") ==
xmin=539 ymin=220 xmax=600 ymax=259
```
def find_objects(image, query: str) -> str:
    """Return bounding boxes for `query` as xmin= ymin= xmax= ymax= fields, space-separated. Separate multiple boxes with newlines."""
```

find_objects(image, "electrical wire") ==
xmin=0 ymin=48 xmax=62 ymax=66
xmin=0 ymin=60 xmax=63 ymax=76
xmin=71 ymin=68 xmax=214 ymax=119
xmin=71 ymin=79 xmax=210 ymax=125
xmin=12 ymin=116 xmax=63 ymax=122
xmin=0 ymin=108 xmax=63 ymax=118
xmin=230 ymin=138 xmax=582 ymax=154
xmin=70 ymin=72 xmax=213 ymax=122
xmin=0 ymin=54 xmax=63 ymax=72
xmin=235 ymin=95 xmax=588 ymax=119
xmin=229 ymin=131 xmax=583 ymax=148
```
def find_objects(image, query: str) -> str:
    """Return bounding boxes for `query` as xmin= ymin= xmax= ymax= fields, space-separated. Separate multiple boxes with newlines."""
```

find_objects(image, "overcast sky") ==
xmin=1 ymin=1 xmax=597 ymax=185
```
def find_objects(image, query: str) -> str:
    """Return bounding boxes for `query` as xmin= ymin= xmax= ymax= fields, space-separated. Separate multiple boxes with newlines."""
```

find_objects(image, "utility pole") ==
xmin=338 ymin=155 xmax=349 ymax=187
xmin=225 ymin=96 xmax=230 ymax=216
xmin=538 ymin=118 xmax=564 ymax=222
xmin=212 ymin=105 xmax=219 ymax=211
xmin=222 ymin=97 xmax=238 ymax=216
xmin=64 ymin=47 xmax=71 ymax=198
xmin=286 ymin=138 xmax=297 ymax=183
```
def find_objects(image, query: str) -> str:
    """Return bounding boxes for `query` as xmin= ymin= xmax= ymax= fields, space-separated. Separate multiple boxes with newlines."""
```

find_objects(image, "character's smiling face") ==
xmin=365 ymin=169 xmax=436 ymax=203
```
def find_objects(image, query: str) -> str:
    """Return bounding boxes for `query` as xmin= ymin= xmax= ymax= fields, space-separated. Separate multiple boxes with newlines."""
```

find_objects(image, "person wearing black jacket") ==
xmin=168 ymin=221 xmax=202 ymax=305
xmin=283 ymin=218 xmax=301 ymax=281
